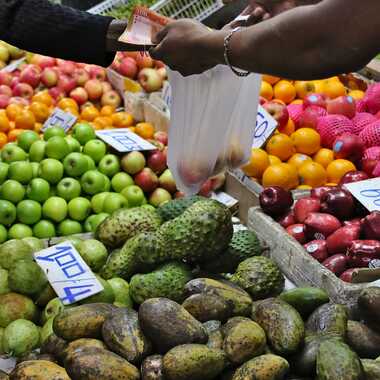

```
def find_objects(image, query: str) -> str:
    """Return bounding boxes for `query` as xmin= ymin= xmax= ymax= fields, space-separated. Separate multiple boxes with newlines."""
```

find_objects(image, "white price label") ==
xmin=252 ymin=105 xmax=278 ymax=148
xmin=42 ymin=108 xmax=77 ymax=132
xmin=34 ymin=242 xmax=103 ymax=305
xmin=211 ymin=191 xmax=238 ymax=208
xmin=1 ymin=57 xmax=26 ymax=73
xmin=96 ymin=128 xmax=156 ymax=152
xmin=344 ymin=178 xmax=380 ymax=212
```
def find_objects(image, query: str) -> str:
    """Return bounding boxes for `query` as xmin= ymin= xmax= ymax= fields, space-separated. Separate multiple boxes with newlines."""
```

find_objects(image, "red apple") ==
xmin=159 ymin=169 xmax=177 ymax=193
xmin=322 ymin=254 xmax=348 ymax=276
xmin=101 ymin=90 xmax=121 ymax=108
xmin=88 ymin=65 xmax=107 ymax=81
xmin=286 ymin=224 xmax=307 ymax=244
xmin=134 ymin=168 xmax=159 ymax=193
xmin=10 ymin=77 xmax=20 ymax=90
xmin=58 ymin=74 xmax=76 ymax=94
xmin=84 ymin=79 xmax=103 ymax=100
xmin=304 ymin=240 xmax=329 ymax=263
xmin=147 ymin=150 xmax=167 ymax=174
xmin=118 ymin=57 xmax=138 ymax=79
xmin=73 ymin=68 xmax=90 ymax=86
xmin=70 ymin=87 xmax=88 ymax=105
xmin=277 ymin=210 xmax=296 ymax=228
xmin=320 ymin=188 xmax=355 ymax=220
xmin=124 ymin=52 xmax=139 ymax=60
xmin=41 ymin=67 xmax=58 ymax=88
xmin=304 ymin=212 xmax=342 ymax=240
xmin=259 ymin=186 xmax=294 ymax=217
xmin=175 ymin=191 xmax=185 ymax=199
xmin=136 ymin=53 xmax=154 ymax=69
xmin=57 ymin=60 xmax=76 ymax=75
xmin=9 ymin=96 xmax=29 ymax=106
xmin=293 ymin=197 xmax=321 ymax=223
xmin=262 ymin=101 xmax=289 ymax=129
xmin=138 ymin=68 xmax=163 ymax=93
xmin=332 ymin=133 xmax=364 ymax=162
xmin=310 ymin=186 xmax=339 ymax=199
xmin=327 ymin=95 xmax=356 ymax=119
xmin=303 ymin=93 xmax=327 ymax=109
xmin=0 ymin=71 xmax=12 ymax=86
xmin=361 ymin=158 xmax=377 ymax=177
xmin=20 ymin=65 xmax=41 ymax=88
xmin=178 ymin=161 xmax=210 ymax=187
xmin=297 ymin=106 xmax=326 ymax=129
xmin=157 ymin=67 xmax=167 ymax=80
xmin=153 ymin=131 xmax=168 ymax=146
xmin=13 ymin=83 xmax=34 ymax=99
xmin=48 ymin=86 xmax=65 ymax=101
xmin=0 ymin=94 xmax=10 ymax=108
xmin=101 ymin=81 xmax=112 ymax=93
xmin=339 ymin=170 xmax=369 ymax=185
xmin=36 ymin=55 xmax=56 ymax=69
xmin=0 ymin=85 xmax=12 ymax=97
xmin=198 ymin=179 xmax=213 ymax=197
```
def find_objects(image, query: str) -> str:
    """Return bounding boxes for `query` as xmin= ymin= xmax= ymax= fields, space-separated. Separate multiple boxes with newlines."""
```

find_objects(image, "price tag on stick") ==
xmin=96 ymin=128 xmax=156 ymax=152
xmin=344 ymin=178 xmax=380 ymax=212
xmin=34 ymin=242 xmax=103 ymax=305
xmin=1 ymin=57 xmax=26 ymax=73
xmin=252 ymin=105 xmax=278 ymax=148
xmin=42 ymin=108 xmax=77 ymax=132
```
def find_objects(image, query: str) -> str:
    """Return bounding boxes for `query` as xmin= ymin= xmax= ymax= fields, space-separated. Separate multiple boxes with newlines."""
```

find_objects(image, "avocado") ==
xmin=0 ymin=293 xmax=39 ymax=327
xmin=347 ymin=320 xmax=380 ymax=359
xmin=141 ymin=355 xmax=164 ymax=380
xmin=156 ymin=195 xmax=204 ymax=221
xmin=358 ymin=287 xmax=380 ymax=333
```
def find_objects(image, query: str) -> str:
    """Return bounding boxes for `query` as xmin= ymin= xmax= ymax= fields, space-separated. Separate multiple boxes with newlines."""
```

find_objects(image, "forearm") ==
xmin=0 ymin=0 xmax=115 ymax=66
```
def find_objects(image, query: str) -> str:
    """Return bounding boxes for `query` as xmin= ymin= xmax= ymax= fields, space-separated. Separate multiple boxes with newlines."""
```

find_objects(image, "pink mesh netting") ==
xmin=364 ymin=83 xmax=380 ymax=114
xmin=317 ymin=115 xmax=354 ymax=148
xmin=351 ymin=112 xmax=377 ymax=135
xmin=363 ymin=146 xmax=380 ymax=160
xmin=297 ymin=106 xmax=328 ymax=129
xmin=359 ymin=121 xmax=380 ymax=147
xmin=287 ymin=104 xmax=303 ymax=124
xmin=356 ymin=99 xmax=368 ymax=113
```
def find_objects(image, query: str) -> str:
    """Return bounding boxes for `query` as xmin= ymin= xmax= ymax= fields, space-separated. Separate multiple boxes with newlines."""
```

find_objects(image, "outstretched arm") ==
xmin=151 ymin=0 xmax=380 ymax=79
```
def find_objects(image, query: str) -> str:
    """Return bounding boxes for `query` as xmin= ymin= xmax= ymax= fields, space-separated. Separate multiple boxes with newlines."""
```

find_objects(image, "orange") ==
xmin=262 ymin=163 xmax=298 ymax=190
xmin=278 ymin=118 xmax=295 ymax=136
xmin=8 ymin=129 xmax=25 ymax=142
xmin=326 ymin=159 xmax=356 ymax=183
xmin=291 ymin=99 xmax=303 ymax=105
xmin=297 ymin=185 xmax=312 ymax=190
xmin=294 ymin=81 xmax=316 ymax=99
xmin=241 ymin=148 xmax=270 ymax=178
xmin=34 ymin=122 xmax=43 ymax=133
xmin=313 ymin=148 xmax=334 ymax=169
xmin=14 ymin=109 xmax=36 ymax=130
xmin=29 ymin=102 xmax=50 ymax=123
xmin=323 ymin=80 xmax=346 ymax=99
xmin=112 ymin=112 xmax=134 ymax=128
xmin=81 ymin=106 xmax=100 ymax=122
xmin=0 ymin=114 xmax=10 ymax=133
xmin=100 ymin=105 xmax=116 ymax=116
xmin=291 ymin=128 xmax=321 ymax=155
xmin=93 ymin=116 xmax=113 ymax=130
xmin=135 ymin=122 xmax=155 ymax=139
xmin=266 ymin=133 xmax=295 ymax=161
xmin=287 ymin=153 xmax=312 ymax=170
xmin=287 ymin=163 xmax=300 ymax=189
xmin=6 ymin=103 xmax=24 ymax=121
xmin=128 ymin=126 xmax=136 ymax=133
xmin=58 ymin=98 xmax=79 ymax=111
xmin=298 ymin=161 xmax=327 ymax=188
xmin=313 ymin=80 xmax=326 ymax=94
xmin=0 ymin=132 xmax=7 ymax=148
xmin=274 ymin=80 xmax=296 ymax=104
xmin=260 ymin=81 xmax=273 ymax=101
xmin=348 ymin=90 xmax=365 ymax=100
xmin=268 ymin=155 xmax=282 ymax=165
xmin=326 ymin=182 xmax=338 ymax=187
xmin=262 ymin=74 xmax=280 ymax=85
xmin=32 ymin=91 xmax=53 ymax=107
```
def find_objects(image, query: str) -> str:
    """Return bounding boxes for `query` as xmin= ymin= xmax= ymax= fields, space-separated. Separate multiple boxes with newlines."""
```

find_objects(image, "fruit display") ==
xmin=243 ymin=75 xmax=380 ymax=191
xmin=0 ymin=42 xmax=26 ymax=71
xmin=260 ymin=184 xmax=380 ymax=282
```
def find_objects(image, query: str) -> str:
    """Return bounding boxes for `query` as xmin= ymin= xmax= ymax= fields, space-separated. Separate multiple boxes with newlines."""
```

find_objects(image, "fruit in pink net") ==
xmin=320 ymin=188 xmax=355 ymax=220
xmin=339 ymin=170 xmax=369 ymax=185
xmin=297 ymin=106 xmax=327 ymax=129
xmin=316 ymin=115 xmax=354 ymax=148
xmin=332 ymin=133 xmax=364 ymax=162
xmin=70 ymin=87 xmax=88 ymax=105
xmin=277 ymin=210 xmax=296 ymax=228
xmin=304 ymin=212 xmax=341 ymax=240
xmin=304 ymin=240 xmax=329 ymax=262
xmin=359 ymin=121 xmax=380 ymax=147
xmin=263 ymin=101 xmax=289 ymax=128
xmin=326 ymin=224 xmax=361 ymax=254
xmin=294 ymin=197 xmax=321 ymax=223
xmin=363 ymin=83 xmax=380 ymax=114
xmin=327 ymin=95 xmax=356 ymax=119
xmin=322 ymin=254 xmax=348 ymax=276
xmin=361 ymin=146 xmax=380 ymax=176
xmin=304 ymin=93 xmax=327 ymax=109
xmin=356 ymin=99 xmax=368 ymax=113
xmin=259 ymin=186 xmax=293 ymax=217
xmin=286 ymin=224 xmax=307 ymax=244
xmin=351 ymin=112 xmax=376 ymax=135
xmin=118 ymin=57 xmax=138 ymax=79
xmin=287 ymin=104 xmax=303 ymax=124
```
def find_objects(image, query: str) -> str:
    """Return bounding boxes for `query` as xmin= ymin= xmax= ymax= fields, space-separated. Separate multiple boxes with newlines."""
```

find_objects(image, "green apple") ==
xmin=65 ymin=136 xmax=81 ymax=153
xmin=1 ymin=180 xmax=25 ymax=203
xmin=31 ymin=162 xmax=39 ymax=178
xmin=8 ymin=161 xmax=33 ymax=184
xmin=45 ymin=136 xmax=70 ymax=160
xmin=81 ymin=170 xmax=105 ymax=195
xmin=63 ymin=152 xmax=88 ymax=177
xmin=102 ymin=174 xmax=111 ymax=192
xmin=16 ymin=200 xmax=42 ymax=225
xmin=85 ymin=155 xmax=96 ymax=170
xmin=43 ymin=126 xmax=65 ymax=141
xmin=91 ymin=192 xmax=110 ymax=214
xmin=77 ymin=239 xmax=108 ymax=272
xmin=84 ymin=214 xmax=97 ymax=232
xmin=83 ymin=139 xmax=106 ymax=163
xmin=103 ymin=193 xmax=128 ymax=214
xmin=1 ymin=144 xmax=27 ymax=163
xmin=111 ymin=172 xmax=134 ymax=193
xmin=8 ymin=223 xmax=33 ymax=239
xmin=0 ymin=200 xmax=16 ymax=226
xmin=108 ymin=277 xmax=132 ymax=308
xmin=68 ymin=197 xmax=91 ymax=221
xmin=29 ymin=140 xmax=46 ymax=162
xmin=33 ymin=220 xmax=56 ymax=239
xmin=149 ymin=188 xmax=172 ymax=207
xmin=54 ymin=236 xmax=82 ymax=250
xmin=56 ymin=178 xmax=81 ymax=201
xmin=0 ymin=224 xmax=7 ymax=243
xmin=39 ymin=159 xmax=64 ymax=184
xmin=90 ymin=213 xmax=109 ymax=231
xmin=72 ymin=123 xmax=96 ymax=145
xmin=121 ymin=185 xmax=145 ymax=207
xmin=26 ymin=178 xmax=50 ymax=203
xmin=57 ymin=219 xmax=82 ymax=236
xmin=98 ymin=154 xmax=120 ymax=177
xmin=17 ymin=131 xmax=40 ymax=152
xmin=42 ymin=196 xmax=67 ymax=223
xmin=0 ymin=162 xmax=9 ymax=185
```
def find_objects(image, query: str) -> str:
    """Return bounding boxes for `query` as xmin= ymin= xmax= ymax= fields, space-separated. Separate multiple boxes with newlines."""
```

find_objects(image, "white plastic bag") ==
xmin=167 ymin=65 xmax=261 ymax=195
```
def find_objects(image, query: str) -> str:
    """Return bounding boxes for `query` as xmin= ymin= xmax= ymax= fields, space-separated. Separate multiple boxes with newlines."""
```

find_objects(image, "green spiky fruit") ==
xmin=231 ymin=257 xmax=284 ymax=300
xmin=156 ymin=196 xmax=204 ymax=221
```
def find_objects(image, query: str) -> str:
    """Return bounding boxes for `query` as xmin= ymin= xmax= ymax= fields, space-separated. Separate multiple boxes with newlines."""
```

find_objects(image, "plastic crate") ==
xmin=87 ymin=0 xmax=127 ymax=14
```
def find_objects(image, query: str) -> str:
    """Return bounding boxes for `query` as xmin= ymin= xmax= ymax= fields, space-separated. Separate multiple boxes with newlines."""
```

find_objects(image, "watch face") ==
xmin=369 ymin=259 xmax=380 ymax=269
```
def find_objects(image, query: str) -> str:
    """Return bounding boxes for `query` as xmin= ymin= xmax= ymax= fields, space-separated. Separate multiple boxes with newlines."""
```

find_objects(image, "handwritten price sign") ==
xmin=34 ymin=242 xmax=103 ymax=305
xmin=42 ymin=108 xmax=77 ymax=132
xmin=344 ymin=178 xmax=380 ymax=211
xmin=252 ymin=105 xmax=277 ymax=148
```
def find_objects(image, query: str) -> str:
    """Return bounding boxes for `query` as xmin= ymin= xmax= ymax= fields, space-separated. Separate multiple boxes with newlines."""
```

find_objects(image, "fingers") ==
xmin=152 ymin=25 xmax=170 ymax=44
xmin=149 ymin=44 xmax=163 ymax=60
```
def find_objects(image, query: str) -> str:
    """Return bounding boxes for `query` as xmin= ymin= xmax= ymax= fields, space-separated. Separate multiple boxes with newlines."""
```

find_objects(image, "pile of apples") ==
xmin=0 ymin=54 xmax=122 ymax=110
xmin=0 ymin=41 xmax=25 ymax=70
xmin=260 ymin=182 xmax=380 ymax=283
xmin=111 ymin=52 xmax=166 ymax=93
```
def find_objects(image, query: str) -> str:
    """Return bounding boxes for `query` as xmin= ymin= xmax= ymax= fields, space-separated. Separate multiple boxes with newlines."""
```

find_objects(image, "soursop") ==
xmin=231 ymin=257 xmax=284 ymax=300
xmin=0 ymin=239 xmax=33 ymax=270
xmin=95 ymin=207 xmax=162 ymax=248
xmin=156 ymin=195 xmax=204 ymax=221
xmin=202 ymin=230 xmax=262 ymax=274
xmin=130 ymin=262 xmax=192 ymax=304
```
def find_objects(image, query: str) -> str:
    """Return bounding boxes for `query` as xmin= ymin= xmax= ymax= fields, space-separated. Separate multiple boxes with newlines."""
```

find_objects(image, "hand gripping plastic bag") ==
xmin=167 ymin=65 xmax=261 ymax=195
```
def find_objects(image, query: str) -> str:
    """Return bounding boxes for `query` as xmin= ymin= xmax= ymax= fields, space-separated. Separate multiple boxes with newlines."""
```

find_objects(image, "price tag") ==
xmin=1 ymin=57 xmax=26 ymax=73
xmin=252 ymin=105 xmax=277 ymax=148
xmin=42 ymin=108 xmax=77 ymax=132
xmin=344 ymin=178 xmax=380 ymax=212
xmin=34 ymin=242 xmax=103 ymax=305
xmin=211 ymin=191 xmax=238 ymax=208
xmin=96 ymin=128 xmax=156 ymax=152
